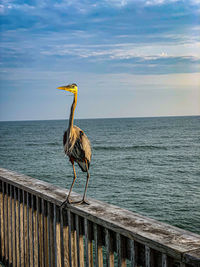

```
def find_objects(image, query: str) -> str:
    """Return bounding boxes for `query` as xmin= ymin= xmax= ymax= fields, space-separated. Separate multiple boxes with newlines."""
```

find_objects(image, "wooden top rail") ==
xmin=0 ymin=167 xmax=200 ymax=265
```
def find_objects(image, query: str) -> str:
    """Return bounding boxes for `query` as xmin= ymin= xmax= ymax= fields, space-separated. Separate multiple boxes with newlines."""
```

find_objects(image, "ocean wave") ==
xmin=26 ymin=142 xmax=60 ymax=147
xmin=94 ymin=145 xmax=167 ymax=151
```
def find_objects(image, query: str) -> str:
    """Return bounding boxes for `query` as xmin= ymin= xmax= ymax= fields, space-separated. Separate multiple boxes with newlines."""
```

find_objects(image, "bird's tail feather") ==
xmin=77 ymin=160 xmax=90 ymax=172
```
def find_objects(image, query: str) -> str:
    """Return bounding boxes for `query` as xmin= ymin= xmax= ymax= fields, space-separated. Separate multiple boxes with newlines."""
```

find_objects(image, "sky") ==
xmin=0 ymin=0 xmax=200 ymax=121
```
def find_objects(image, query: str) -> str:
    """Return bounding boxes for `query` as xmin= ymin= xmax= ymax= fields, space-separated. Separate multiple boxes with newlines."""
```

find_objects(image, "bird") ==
xmin=57 ymin=83 xmax=92 ymax=205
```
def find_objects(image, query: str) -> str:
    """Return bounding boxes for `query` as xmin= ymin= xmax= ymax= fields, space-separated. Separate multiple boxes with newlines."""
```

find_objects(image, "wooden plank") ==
xmin=20 ymin=189 xmax=24 ymax=267
xmin=36 ymin=196 xmax=40 ymax=267
xmin=14 ymin=187 xmax=18 ymax=267
xmin=23 ymin=190 xmax=26 ymax=267
xmin=94 ymin=224 xmax=103 ymax=267
xmin=94 ymin=224 xmax=98 ymax=267
xmin=162 ymin=253 xmax=167 ymax=267
xmin=3 ymin=182 xmax=6 ymax=263
xmin=0 ymin=184 xmax=1 ymax=262
xmin=6 ymin=183 xmax=10 ymax=265
xmin=53 ymin=203 xmax=57 ymax=267
xmin=56 ymin=207 xmax=62 ymax=267
xmin=0 ymin=181 xmax=4 ymax=262
xmin=42 ymin=199 xmax=45 ymax=267
xmin=75 ymin=215 xmax=80 ymax=267
xmin=31 ymin=194 xmax=35 ymax=267
xmin=88 ymin=221 xmax=93 ymax=267
xmin=16 ymin=188 xmax=21 ymax=267
xmin=32 ymin=195 xmax=38 ymax=267
xmin=71 ymin=212 xmax=77 ymax=267
xmin=29 ymin=193 xmax=34 ymax=267
xmin=29 ymin=192 xmax=34 ymax=267
xmin=49 ymin=202 xmax=55 ymax=266
xmin=78 ymin=216 xmax=84 ymax=267
xmin=5 ymin=183 xmax=8 ymax=264
xmin=84 ymin=218 xmax=89 ymax=267
xmin=117 ymin=233 xmax=121 ymax=267
xmin=129 ymin=239 xmax=136 ymax=267
xmin=105 ymin=228 xmax=114 ymax=267
xmin=44 ymin=201 xmax=49 ymax=267
xmin=145 ymin=246 xmax=150 ymax=267
xmin=48 ymin=202 xmax=52 ymax=267
xmin=1 ymin=168 xmax=200 ymax=262
xmin=62 ymin=209 xmax=70 ymax=267
xmin=117 ymin=233 xmax=126 ymax=267
xmin=60 ymin=207 xmax=64 ymax=267
xmin=18 ymin=188 xmax=21 ymax=267
xmin=27 ymin=191 xmax=30 ymax=267
xmin=39 ymin=198 xmax=44 ymax=267
xmin=24 ymin=191 xmax=28 ymax=267
xmin=10 ymin=186 xmax=13 ymax=266
xmin=12 ymin=185 xmax=16 ymax=266
xmin=68 ymin=210 xmax=72 ymax=267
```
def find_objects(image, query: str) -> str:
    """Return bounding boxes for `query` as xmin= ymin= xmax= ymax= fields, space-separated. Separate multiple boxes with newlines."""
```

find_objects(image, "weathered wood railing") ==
xmin=0 ymin=168 xmax=200 ymax=267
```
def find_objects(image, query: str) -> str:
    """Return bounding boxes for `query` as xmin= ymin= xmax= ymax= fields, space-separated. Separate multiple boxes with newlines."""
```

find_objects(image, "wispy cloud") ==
xmin=145 ymin=0 xmax=180 ymax=6
xmin=40 ymin=41 xmax=200 ymax=61
xmin=1 ymin=0 xmax=200 ymax=16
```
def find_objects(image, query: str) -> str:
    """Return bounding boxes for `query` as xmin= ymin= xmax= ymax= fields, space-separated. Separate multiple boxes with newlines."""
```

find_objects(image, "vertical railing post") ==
xmin=56 ymin=206 xmax=62 ymax=267
xmin=0 ymin=181 xmax=3 ymax=262
xmin=36 ymin=196 xmax=40 ymax=267
xmin=145 ymin=246 xmax=150 ymax=267
xmin=130 ymin=239 xmax=136 ymax=267
xmin=21 ymin=191 xmax=25 ymax=267
xmin=9 ymin=184 xmax=13 ymax=265
xmin=2 ymin=182 xmax=5 ymax=263
xmin=75 ymin=214 xmax=80 ymax=267
xmin=162 ymin=253 xmax=167 ymax=267
xmin=53 ymin=203 xmax=57 ymax=267
xmin=68 ymin=210 xmax=72 ymax=267
xmin=105 ymin=228 xmax=114 ymax=267
xmin=48 ymin=202 xmax=52 ymax=267
xmin=31 ymin=194 xmax=35 ymax=267
xmin=6 ymin=183 xmax=9 ymax=264
xmin=84 ymin=218 xmax=89 ymax=267
xmin=18 ymin=188 xmax=21 ymax=267
xmin=14 ymin=187 xmax=17 ymax=267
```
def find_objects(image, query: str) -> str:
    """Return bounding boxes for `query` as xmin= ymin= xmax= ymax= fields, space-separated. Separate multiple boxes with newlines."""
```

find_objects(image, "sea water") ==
xmin=0 ymin=116 xmax=199 ymax=234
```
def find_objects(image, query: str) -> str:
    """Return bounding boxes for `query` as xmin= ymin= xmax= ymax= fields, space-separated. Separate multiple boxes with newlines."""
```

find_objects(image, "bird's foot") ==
xmin=75 ymin=198 xmax=90 ymax=205
xmin=60 ymin=197 xmax=90 ymax=207
xmin=60 ymin=197 xmax=71 ymax=208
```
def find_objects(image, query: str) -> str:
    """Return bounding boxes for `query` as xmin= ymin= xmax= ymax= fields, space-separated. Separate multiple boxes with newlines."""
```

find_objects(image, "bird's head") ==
xmin=57 ymin=83 xmax=78 ymax=94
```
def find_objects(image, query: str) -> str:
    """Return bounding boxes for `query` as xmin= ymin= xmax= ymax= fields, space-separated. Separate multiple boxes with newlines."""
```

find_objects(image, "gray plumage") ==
xmin=63 ymin=125 xmax=91 ymax=172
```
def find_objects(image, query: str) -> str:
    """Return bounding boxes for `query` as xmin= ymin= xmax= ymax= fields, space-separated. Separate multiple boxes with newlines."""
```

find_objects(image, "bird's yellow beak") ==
xmin=57 ymin=84 xmax=78 ymax=94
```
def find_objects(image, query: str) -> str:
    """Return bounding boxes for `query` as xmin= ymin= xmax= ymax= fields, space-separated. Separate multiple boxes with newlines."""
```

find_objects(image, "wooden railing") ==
xmin=0 ymin=167 xmax=200 ymax=267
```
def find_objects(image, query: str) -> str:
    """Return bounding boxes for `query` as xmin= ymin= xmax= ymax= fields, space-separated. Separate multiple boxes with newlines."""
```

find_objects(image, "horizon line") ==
xmin=0 ymin=114 xmax=199 ymax=123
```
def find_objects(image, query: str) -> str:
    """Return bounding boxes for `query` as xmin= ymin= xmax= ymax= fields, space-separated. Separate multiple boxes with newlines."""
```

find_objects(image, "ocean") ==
xmin=0 ymin=116 xmax=199 ymax=234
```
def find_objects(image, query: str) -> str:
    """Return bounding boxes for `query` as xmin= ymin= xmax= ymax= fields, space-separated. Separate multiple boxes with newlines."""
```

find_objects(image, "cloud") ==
xmin=1 ymin=0 xmax=199 ymax=17
xmin=145 ymin=0 xmax=180 ymax=6
xmin=0 ymin=1 xmax=35 ymax=14
xmin=40 ymin=41 xmax=200 ymax=61
xmin=0 ymin=0 xmax=199 ymax=76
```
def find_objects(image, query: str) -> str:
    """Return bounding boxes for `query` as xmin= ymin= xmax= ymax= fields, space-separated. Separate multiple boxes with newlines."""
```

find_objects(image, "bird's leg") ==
xmin=60 ymin=161 xmax=77 ymax=207
xmin=70 ymin=160 xmax=90 ymax=205
xmin=80 ymin=160 xmax=90 ymax=205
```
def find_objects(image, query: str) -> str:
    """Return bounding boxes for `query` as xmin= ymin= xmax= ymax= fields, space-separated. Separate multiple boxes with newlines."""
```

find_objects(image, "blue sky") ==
xmin=0 ymin=0 xmax=200 ymax=121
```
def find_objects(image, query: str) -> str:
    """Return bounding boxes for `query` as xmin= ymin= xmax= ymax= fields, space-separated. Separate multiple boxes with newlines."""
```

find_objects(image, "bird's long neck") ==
xmin=68 ymin=92 xmax=77 ymax=132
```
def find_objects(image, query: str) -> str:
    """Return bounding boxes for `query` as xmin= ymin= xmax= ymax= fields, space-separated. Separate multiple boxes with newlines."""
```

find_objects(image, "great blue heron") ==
xmin=57 ymin=83 xmax=92 ymax=205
